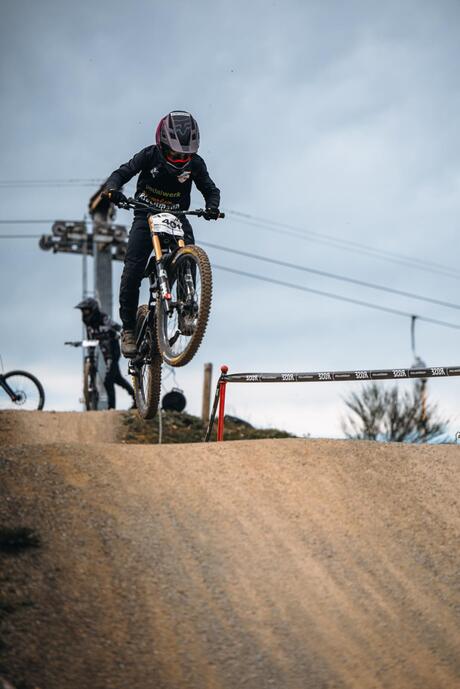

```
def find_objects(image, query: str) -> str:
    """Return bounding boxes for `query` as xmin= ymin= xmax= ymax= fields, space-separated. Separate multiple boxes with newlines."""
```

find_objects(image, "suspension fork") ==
xmin=148 ymin=213 xmax=186 ymax=305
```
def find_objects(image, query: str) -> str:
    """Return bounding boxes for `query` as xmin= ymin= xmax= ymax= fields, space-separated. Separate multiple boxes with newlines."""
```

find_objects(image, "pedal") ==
xmin=128 ymin=354 xmax=145 ymax=375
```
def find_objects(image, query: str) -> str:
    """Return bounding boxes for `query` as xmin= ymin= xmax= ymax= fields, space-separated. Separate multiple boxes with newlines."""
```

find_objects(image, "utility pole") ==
xmin=202 ymin=362 xmax=213 ymax=423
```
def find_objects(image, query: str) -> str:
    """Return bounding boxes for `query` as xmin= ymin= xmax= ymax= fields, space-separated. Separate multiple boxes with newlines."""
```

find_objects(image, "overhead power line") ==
xmin=201 ymin=241 xmax=460 ymax=311
xmin=3 ymin=213 xmax=459 ymax=284
xmin=3 ymin=228 xmax=460 ymax=312
xmin=225 ymin=210 xmax=460 ymax=281
xmin=213 ymin=264 xmax=460 ymax=332
xmin=1 ymin=193 xmax=459 ymax=283
xmin=0 ymin=179 xmax=457 ymax=278
xmin=0 ymin=178 xmax=104 ymax=188
xmin=0 ymin=219 xmax=57 ymax=224
xmin=0 ymin=234 xmax=42 ymax=238
xmin=2 ymin=230 xmax=460 ymax=331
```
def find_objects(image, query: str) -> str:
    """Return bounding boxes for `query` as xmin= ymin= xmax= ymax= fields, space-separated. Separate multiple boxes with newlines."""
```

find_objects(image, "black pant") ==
xmin=119 ymin=215 xmax=194 ymax=330
xmin=104 ymin=356 xmax=135 ymax=409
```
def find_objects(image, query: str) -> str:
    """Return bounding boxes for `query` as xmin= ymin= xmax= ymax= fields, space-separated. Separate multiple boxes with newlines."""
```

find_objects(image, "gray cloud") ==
xmin=1 ymin=0 xmax=459 ymax=434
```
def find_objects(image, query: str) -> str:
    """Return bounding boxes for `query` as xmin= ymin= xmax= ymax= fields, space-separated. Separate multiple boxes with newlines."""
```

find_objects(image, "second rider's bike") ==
xmin=65 ymin=339 xmax=106 ymax=411
xmin=112 ymin=196 xmax=224 ymax=419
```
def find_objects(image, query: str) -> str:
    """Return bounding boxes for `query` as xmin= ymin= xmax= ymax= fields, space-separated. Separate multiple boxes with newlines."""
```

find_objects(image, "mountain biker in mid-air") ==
xmin=102 ymin=110 xmax=221 ymax=358
xmin=75 ymin=298 xmax=136 ymax=409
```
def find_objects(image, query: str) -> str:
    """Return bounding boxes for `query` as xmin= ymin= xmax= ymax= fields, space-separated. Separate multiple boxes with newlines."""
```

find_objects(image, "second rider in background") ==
xmin=103 ymin=111 xmax=221 ymax=358
xmin=75 ymin=298 xmax=136 ymax=409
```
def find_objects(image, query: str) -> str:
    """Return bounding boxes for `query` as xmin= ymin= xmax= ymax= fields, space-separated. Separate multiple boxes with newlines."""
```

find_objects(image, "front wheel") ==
xmin=83 ymin=360 xmax=99 ymax=410
xmin=132 ymin=305 xmax=162 ymax=419
xmin=156 ymin=245 xmax=212 ymax=367
xmin=0 ymin=370 xmax=45 ymax=411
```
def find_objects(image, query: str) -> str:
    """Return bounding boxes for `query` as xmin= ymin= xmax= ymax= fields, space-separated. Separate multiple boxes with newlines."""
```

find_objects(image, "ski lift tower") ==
xmin=39 ymin=186 xmax=128 ymax=311
xmin=89 ymin=188 xmax=117 ymax=314
xmin=38 ymin=186 xmax=128 ymax=408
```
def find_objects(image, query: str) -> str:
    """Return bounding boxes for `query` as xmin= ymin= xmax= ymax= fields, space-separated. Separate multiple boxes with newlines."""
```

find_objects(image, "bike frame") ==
xmin=129 ymin=217 xmax=182 ymax=374
xmin=84 ymin=346 xmax=98 ymax=390
xmin=118 ymin=197 xmax=224 ymax=375
xmin=125 ymin=202 xmax=190 ymax=371
xmin=136 ymin=213 xmax=186 ymax=344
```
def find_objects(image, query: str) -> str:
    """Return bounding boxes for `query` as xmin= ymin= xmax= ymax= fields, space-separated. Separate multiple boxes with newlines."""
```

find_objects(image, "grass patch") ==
xmin=121 ymin=410 xmax=294 ymax=444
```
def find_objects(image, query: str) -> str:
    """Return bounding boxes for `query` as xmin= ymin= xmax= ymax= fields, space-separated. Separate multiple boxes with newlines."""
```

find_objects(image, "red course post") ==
xmin=217 ymin=365 xmax=229 ymax=441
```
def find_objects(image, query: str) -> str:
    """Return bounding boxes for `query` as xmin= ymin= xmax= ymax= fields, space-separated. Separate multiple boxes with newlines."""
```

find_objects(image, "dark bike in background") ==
xmin=0 ymin=368 xmax=45 ymax=410
xmin=65 ymin=339 xmax=107 ymax=411
xmin=111 ymin=197 xmax=224 ymax=419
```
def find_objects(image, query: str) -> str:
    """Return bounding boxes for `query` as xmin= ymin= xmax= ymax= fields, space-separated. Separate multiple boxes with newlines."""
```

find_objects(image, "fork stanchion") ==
xmin=204 ymin=365 xmax=228 ymax=442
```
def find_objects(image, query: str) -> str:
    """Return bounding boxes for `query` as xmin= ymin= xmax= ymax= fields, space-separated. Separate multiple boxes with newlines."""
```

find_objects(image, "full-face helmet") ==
xmin=155 ymin=111 xmax=200 ymax=174
xmin=75 ymin=297 xmax=100 ymax=325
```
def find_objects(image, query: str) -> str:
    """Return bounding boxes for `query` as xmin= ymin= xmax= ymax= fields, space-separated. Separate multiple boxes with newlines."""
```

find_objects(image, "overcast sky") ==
xmin=1 ymin=0 xmax=459 ymax=437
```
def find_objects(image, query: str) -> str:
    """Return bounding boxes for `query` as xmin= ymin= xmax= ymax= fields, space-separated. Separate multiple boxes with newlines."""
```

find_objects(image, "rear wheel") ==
xmin=0 ymin=370 xmax=45 ymax=411
xmin=156 ymin=245 xmax=212 ymax=367
xmin=132 ymin=305 xmax=162 ymax=419
xmin=83 ymin=361 xmax=99 ymax=410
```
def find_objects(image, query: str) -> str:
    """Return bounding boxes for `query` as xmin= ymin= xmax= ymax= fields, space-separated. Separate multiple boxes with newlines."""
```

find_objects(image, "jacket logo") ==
xmin=177 ymin=171 xmax=191 ymax=183
xmin=150 ymin=166 xmax=159 ymax=178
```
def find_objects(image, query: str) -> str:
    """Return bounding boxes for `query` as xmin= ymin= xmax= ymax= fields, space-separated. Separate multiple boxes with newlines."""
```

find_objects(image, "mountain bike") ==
xmin=65 ymin=340 xmax=106 ymax=411
xmin=0 ymin=369 xmax=45 ymax=410
xmin=112 ymin=197 xmax=224 ymax=418
xmin=117 ymin=197 xmax=224 ymax=367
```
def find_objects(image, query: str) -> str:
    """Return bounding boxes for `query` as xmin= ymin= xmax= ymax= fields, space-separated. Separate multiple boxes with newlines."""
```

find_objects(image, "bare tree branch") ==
xmin=341 ymin=381 xmax=450 ymax=443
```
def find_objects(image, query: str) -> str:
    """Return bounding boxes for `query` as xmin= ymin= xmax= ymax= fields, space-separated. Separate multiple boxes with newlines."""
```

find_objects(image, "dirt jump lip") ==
xmin=1 ymin=411 xmax=459 ymax=689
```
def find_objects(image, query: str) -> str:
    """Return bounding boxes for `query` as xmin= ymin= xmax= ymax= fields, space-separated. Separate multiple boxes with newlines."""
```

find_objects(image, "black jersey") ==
xmin=85 ymin=312 xmax=121 ymax=361
xmin=105 ymin=145 xmax=220 ymax=213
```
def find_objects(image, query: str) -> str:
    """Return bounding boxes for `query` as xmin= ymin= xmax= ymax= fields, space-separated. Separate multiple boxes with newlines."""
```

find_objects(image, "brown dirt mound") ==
xmin=0 ymin=413 xmax=459 ymax=689
xmin=0 ymin=409 xmax=293 ymax=445
xmin=0 ymin=410 xmax=123 ymax=445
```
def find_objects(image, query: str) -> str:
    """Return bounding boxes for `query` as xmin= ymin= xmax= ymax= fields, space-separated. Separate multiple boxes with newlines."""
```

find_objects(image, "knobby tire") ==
xmin=1 ymin=370 xmax=45 ymax=411
xmin=133 ymin=305 xmax=162 ymax=419
xmin=156 ymin=245 xmax=212 ymax=367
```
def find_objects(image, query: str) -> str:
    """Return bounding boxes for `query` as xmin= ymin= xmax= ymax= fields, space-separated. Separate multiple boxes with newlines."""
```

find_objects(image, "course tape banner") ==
xmin=223 ymin=366 xmax=460 ymax=384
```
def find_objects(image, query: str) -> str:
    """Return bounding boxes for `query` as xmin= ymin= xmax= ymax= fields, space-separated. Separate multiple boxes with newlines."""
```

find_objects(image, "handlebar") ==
xmin=109 ymin=195 xmax=225 ymax=219
xmin=65 ymin=340 xmax=100 ymax=347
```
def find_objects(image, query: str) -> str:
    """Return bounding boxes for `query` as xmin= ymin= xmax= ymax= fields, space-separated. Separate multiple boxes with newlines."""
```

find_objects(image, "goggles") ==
xmin=164 ymin=146 xmax=192 ymax=165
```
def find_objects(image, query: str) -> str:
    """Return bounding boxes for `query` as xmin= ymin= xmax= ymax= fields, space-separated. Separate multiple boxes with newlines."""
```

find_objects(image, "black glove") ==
xmin=203 ymin=207 xmax=220 ymax=220
xmin=104 ymin=189 xmax=127 ymax=206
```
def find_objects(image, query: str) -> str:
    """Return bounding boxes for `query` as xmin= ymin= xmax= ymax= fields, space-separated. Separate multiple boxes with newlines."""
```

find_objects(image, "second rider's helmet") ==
xmin=75 ymin=297 xmax=100 ymax=325
xmin=155 ymin=111 xmax=200 ymax=174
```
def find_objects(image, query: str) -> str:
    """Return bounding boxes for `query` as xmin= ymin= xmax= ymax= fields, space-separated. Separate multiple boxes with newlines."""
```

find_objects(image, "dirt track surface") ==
xmin=1 ymin=412 xmax=459 ymax=689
